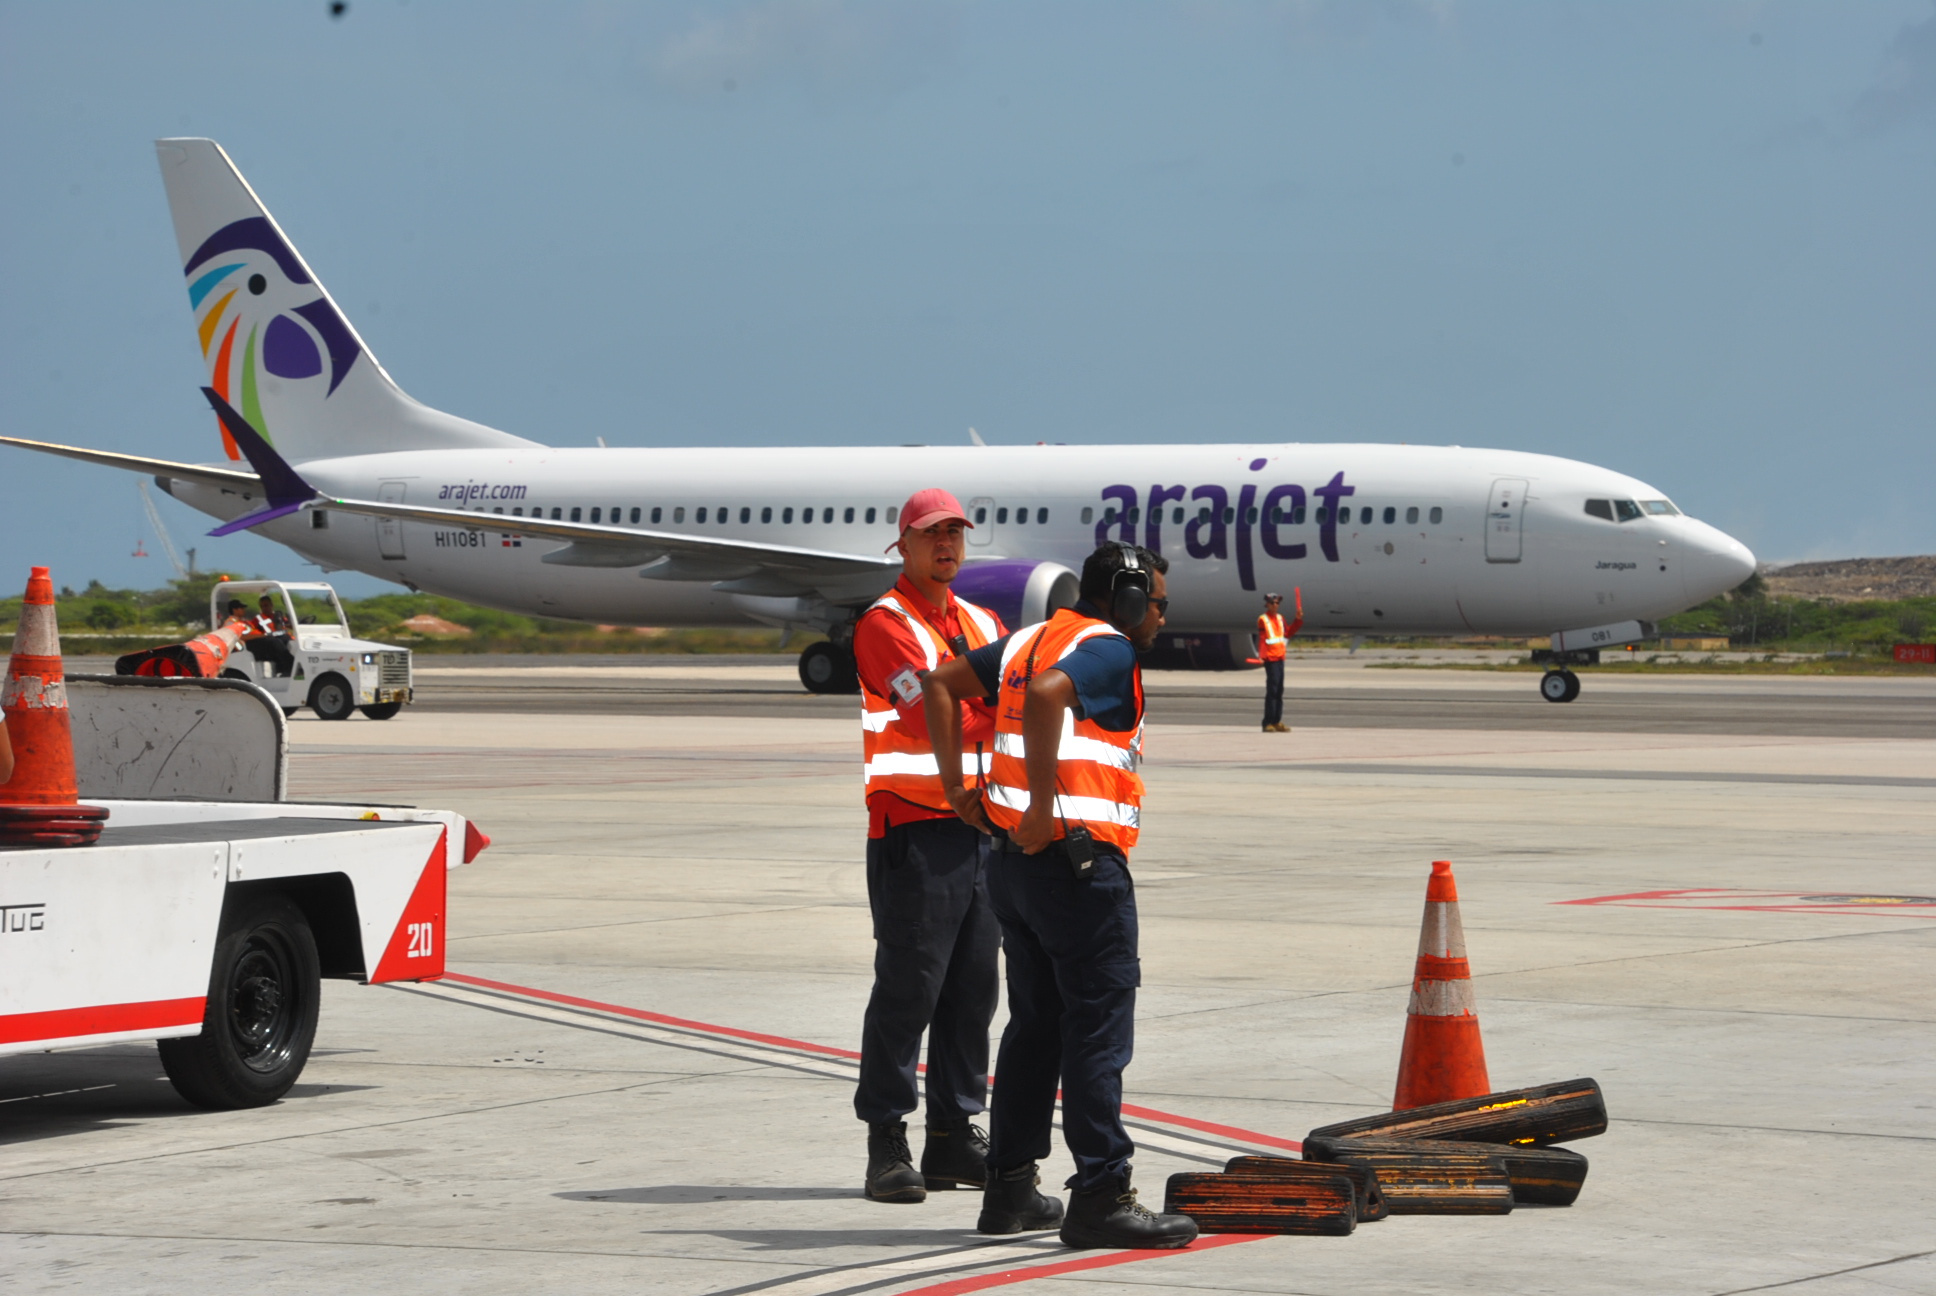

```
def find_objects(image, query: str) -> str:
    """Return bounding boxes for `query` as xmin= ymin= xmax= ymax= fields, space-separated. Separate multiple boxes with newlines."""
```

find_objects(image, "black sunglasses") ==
xmin=1150 ymin=597 xmax=1170 ymax=616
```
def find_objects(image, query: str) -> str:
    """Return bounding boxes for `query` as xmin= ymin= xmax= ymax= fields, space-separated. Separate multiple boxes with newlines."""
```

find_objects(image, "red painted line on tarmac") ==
xmin=1118 ymin=1102 xmax=1300 ymax=1152
xmin=896 ymin=1234 xmax=1266 ymax=1295
xmin=444 ymin=973 xmax=1301 ymax=1152
xmin=445 ymin=973 xmax=864 ymax=1060
xmin=0 ymin=996 xmax=204 ymax=1045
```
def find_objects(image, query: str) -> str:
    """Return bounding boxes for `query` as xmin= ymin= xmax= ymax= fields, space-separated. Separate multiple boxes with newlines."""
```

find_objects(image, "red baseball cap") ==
xmin=887 ymin=487 xmax=973 ymax=550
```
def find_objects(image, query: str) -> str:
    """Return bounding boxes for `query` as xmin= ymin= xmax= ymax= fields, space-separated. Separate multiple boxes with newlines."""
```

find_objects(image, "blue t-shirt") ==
xmin=964 ymin=604 xmax=1141 ymax=733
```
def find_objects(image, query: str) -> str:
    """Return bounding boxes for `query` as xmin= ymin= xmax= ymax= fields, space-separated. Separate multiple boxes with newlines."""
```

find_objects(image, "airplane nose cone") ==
xmin=1683 ymin=526 xmax=1756 ymax=603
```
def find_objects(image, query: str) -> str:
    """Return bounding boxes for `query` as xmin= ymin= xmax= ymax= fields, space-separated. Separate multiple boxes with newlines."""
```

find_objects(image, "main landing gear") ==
xmin=1531 ymin=647 xmax=1597 ymax=704
xmin=798 ymin=639 xmax=859 ymax=695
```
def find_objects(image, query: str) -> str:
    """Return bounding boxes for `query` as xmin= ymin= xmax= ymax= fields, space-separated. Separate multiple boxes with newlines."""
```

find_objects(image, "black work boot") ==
xmin=978 ymin=1162 xmax=1065 ymax=1234
xmin=920 ymin=1119 xmax=989 ymax=1190
xmin=1059 ymin=1171 xmax=1198 ymax=1250
xmin=864 ymin=1121 xmax=927 ymax=1203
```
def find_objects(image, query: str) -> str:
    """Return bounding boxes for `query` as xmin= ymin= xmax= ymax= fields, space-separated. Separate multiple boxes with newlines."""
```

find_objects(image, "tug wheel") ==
xmin=159 ymin=892 xmax=320 ymax=1109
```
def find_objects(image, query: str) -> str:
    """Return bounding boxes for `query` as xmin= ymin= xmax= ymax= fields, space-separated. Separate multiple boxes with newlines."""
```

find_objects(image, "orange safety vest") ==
xmin=859 ymin=591 xmax=1003 ymax=812
xmin=983 ymin=609 xmax=1145 ymax=854
xmin=1258 ymin=612 xmax=1288 ymax=662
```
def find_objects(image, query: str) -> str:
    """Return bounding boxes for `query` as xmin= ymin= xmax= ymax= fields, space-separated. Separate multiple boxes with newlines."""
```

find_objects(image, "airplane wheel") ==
xmin=798 ymin=642 xmax=859 ymax=695
xmin=1540 ymin=669 xmax=1580 ymax=703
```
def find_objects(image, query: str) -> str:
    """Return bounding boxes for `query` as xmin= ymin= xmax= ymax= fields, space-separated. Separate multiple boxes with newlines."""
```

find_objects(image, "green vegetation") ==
xmin=0 ymin=575 xmax=808 ymax=655
xmin=1654 ymin=573 xmax=1936 ymax=653
xmin=4 ymin=574 xmax=1930 ymax=663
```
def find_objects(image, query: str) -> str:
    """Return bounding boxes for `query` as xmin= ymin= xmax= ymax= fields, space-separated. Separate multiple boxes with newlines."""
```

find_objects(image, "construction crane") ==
xmin=137 ymin=480 xmax=190 ymax=580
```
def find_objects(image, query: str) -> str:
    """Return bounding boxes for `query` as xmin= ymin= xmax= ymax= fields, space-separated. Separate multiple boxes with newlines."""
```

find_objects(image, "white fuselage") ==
xmin=164 ymin=441 xmax=1754 ymax=637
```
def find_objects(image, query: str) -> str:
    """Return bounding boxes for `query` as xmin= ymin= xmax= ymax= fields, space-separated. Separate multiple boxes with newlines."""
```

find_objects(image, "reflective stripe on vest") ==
xmin=859 ymin=591 xmax=1000 ymax=810
xmin=1258 ymin=613 xmax=1288 ymax=659
xmin=982 ymin=609 xmax=1144 ymax=853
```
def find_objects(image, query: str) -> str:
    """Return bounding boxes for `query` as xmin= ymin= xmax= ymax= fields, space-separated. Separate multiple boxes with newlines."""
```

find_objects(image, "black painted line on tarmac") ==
xmin=1709 ymin=1248 xmax=1936 ymax=1294
xmin=1 ymin=1227 xmax=820 ymax=1267
xmin=395 ymin=985 xmax=850 ymax=1083
xmin=700 ymin=1239 xmax=1064 ymax=1296
xmin=1204 ymin=763 xmax=1936 ymax=788
xmin=1620 ymin=1117 xmax=1936 ymax=1143
xmin=434 ymin=987 xmax=1247 ymax=1167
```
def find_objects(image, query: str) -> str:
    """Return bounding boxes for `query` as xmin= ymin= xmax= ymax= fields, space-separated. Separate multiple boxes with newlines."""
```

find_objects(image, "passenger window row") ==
xmin=1087 ymin=504 xmax=1446 ymax=526
xmin=495 ymin=505 xmax=909 ymax=526
xmin=1584 ymin=498 xmax=1679 ymax=523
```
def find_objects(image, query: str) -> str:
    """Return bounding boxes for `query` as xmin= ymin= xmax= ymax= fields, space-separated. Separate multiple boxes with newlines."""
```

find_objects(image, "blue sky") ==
xmin=2 ymin=0 xmax=1933 ymax=597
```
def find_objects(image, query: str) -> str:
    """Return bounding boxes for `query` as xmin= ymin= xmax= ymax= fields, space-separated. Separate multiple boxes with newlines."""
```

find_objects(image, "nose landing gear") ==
xmin=1531 ymin=646 xmax=1597 ymax=703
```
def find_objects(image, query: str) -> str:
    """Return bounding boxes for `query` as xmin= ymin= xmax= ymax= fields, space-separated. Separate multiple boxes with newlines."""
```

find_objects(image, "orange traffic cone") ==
xmin=1392 ymin=860 xmax=1490 ymax=1110
xmin=0 ymin=567 xmax=107 ymax=846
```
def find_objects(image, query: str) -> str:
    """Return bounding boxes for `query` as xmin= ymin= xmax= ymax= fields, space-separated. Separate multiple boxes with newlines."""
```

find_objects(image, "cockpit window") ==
xmin=1584 ymin=499 xmax=1614 ymax=522
xmin=1642 ymin=499 xmax=1678 ymax=516
xmin=1614 ymin=499 xmax=1644 ymax=522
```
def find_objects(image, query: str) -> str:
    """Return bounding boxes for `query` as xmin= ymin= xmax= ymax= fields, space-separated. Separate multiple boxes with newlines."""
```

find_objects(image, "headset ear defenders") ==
xmin=1108 ymin=542 xmax=1152 ymax=632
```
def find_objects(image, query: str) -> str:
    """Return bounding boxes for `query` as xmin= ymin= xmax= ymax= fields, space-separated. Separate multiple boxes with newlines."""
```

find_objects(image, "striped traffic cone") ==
xmin=0 ymin=567 xmax=107 ymax=845
xmin=1392 ymin=860 xmax=1490 ymax=1110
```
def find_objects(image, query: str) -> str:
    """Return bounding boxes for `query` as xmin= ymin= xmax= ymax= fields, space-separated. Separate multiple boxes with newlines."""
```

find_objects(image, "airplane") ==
xmin=3 ymin=138 xmax=1755 ymax=703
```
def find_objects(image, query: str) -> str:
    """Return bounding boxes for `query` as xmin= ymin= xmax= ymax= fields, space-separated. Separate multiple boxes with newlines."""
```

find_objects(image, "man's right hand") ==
xmin=946 ymin=783 xmax=992 ymax=833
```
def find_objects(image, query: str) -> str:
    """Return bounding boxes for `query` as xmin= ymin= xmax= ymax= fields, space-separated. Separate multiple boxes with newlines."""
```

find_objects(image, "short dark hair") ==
xmin=1080 ymin=542 xmax=1169 ymax=605
xmin=226 ymin=599 xmax=246 ymax=611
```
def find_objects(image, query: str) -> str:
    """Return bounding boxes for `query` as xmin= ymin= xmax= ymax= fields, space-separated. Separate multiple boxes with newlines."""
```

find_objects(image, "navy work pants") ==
xmin=984 ymin=843 xmax=1140 ymax=1191
xmin=855 ymin=817 xmax=1001 ymax=1126
xmin=1262 ymin=659 xmax=1285 ymax=728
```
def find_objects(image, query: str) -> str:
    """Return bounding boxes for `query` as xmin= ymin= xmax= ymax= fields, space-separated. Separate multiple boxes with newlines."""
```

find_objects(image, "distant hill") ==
xmin=1761 ymin=556 xmax=1936 ymax=603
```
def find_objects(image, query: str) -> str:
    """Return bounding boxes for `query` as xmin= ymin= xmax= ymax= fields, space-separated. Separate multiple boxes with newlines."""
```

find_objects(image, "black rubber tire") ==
xmin=1540 ymin=669 xmax=1581 ymax=703
xmin=310 ymin=673 xmax=356 ymax=720
xmin=798 ymin=642 xmax=860 ymax=695
xmin=159 ymin=892 xmax=321 ymax=1109
xmin=359 ymin=701 xmax=404 ymax=720
xmin=221 ymin=667 xmax=252 ymax=682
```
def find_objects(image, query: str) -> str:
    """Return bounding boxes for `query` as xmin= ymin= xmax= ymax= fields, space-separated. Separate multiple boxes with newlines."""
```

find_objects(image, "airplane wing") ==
xmin=0 ymin=434 xmax=261 ymax=490
xmin=7 ymin=402 xmax=899 ymax=595
xmin=318 ymin=494 xmax=898 ymax=578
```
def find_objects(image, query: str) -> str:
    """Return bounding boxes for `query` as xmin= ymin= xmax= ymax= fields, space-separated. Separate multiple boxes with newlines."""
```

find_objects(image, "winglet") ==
xmin=200 ymin=387 xmax=318 ymax=535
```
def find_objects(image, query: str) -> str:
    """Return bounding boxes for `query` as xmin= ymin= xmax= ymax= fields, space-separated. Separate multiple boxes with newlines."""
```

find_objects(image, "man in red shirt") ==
xmin=852 ymin=488 xmax=1010 ymax=1205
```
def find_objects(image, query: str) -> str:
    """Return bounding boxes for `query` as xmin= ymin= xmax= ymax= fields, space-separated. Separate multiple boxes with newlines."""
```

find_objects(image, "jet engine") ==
xmin=951 ymin=559 xmax=1080 ymax=632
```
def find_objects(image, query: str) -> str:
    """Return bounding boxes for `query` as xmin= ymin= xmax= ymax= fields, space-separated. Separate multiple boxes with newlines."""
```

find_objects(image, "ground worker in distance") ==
xmin=851 ymin=488 xmax=1008 ymax=1204
xmin=251 ymin=594 xmax=296 ymax=677
xmin=226 ymin=595 xmax=293 ymax=678
xmin=1258 ymin=591 xmax=1292 ymax=732
xmin=923 ymin=542 xmax=1199 ymax=1251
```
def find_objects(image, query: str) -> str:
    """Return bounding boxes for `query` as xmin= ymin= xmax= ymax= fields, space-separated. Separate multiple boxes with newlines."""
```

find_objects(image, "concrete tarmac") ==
xmin=6 ymin=663 xmax=1934 ymax=1294
xmin=399 ymin=655 xmax=1936 ymax=738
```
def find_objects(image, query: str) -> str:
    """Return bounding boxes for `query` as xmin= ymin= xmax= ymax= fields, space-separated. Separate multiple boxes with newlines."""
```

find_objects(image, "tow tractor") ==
xmin=212 ymin=579 xmax=412 ymax=721
xmin=1 ymin=672 xmax=482 ymax=1108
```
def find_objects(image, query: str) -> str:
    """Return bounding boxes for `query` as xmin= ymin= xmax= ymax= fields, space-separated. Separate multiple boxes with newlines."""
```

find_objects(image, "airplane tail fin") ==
xmin=155 ymin=139 xmax=535 ymax=463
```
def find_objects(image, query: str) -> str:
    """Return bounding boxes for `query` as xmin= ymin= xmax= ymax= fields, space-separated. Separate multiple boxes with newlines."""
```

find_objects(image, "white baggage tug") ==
xmin=0 ymin=673 xmax=483 ymax=1108
xmin=209 ymin=579 xmax=413 ymax=721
